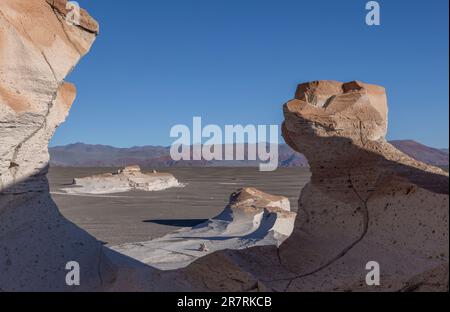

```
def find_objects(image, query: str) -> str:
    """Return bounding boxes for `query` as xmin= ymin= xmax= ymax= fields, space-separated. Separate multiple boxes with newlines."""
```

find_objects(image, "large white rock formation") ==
xmin=62 ymin=165 xmax=183 ymax=194
xmin=0 ymin=0 xmax=189 ymax=292
xmin=0 ymin=0 xmax=105 ymax=291
xmin=113 ymin=187 xmax=296 ymax=270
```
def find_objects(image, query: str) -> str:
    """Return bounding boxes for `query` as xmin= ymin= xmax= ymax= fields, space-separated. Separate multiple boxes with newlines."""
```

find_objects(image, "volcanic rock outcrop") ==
xmin=1 ymin=1 xmax=448 ymax=293
xmin=0 ymin=0 xmax=189 ymax=292
xmin=62 ymin=165 xmax=182 ymax=194
xmin=0 ymin=1 xmax=288 ymax=292
xmin=113 ymin=187 xmax=296 ymax=270
xmin=0 ymin=0 xmax=104 ymax=291
xmin=278 ymin=80 xmax=449 ymax=291
xmin=178 ymin=81 xmax=449 ymax=291
xmin=184 ymin=80 xmax=448 ymax=291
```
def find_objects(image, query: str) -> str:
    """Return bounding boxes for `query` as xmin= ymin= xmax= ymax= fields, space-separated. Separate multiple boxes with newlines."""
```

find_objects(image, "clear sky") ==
xmin=50 ymin=0 xmax=449 ymax=148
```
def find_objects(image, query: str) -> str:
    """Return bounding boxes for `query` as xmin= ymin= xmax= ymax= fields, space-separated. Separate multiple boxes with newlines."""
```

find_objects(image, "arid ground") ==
xmin=49 ymin=167 xmax=310 ymax=246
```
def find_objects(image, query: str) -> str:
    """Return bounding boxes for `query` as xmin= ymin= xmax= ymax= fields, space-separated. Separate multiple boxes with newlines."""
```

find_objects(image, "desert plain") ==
xmin=49 ymin=167 xmax=310 ymax=246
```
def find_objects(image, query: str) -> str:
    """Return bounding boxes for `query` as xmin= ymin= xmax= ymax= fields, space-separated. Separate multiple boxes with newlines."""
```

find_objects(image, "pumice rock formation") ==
xmin=176 ymin=80 xmax=448 ymax=292
xmin=62 ymin=165 xmax=183 ymax=194
xmin=188 ymin=80 xmax=448 ymax=292
xmin=112 ymin=187 xmax=296 ymax=270
xmin=0 ymin=0 xmax=98 ymax=194
xmin=278 ymin=80 xmax=449 ymax=291
xmin=1 ymin=1 xmax=448 ymax=293
xmin=0 ymin=0 xmax=189 ymax=292
xmin=0 ymin=1 xmax=286 ymax=292
xmin=0 ymin=0 xmax=108 ymax=291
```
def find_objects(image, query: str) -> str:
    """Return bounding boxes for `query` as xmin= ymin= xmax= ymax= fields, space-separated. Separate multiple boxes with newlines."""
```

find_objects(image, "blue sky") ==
xmin=51 ymin=0 xmax=449 ymax=148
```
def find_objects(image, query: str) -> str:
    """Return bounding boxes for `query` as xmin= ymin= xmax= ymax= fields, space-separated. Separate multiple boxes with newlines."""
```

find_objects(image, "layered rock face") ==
xmin=277 ymin=80 xmax=448 ymax=291
xmin=63 ymin=165 xmax=183 ymax=194
xmin=0 ymin=0 xmax=98 ymax=193
xmin=0 ymin=0 xmax=103 ymax=291
xmin=0 ymin=0 xmax=194 ymax=293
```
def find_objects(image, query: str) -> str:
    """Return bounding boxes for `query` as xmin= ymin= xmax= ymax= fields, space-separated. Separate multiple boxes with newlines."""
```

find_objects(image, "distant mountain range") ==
xmin=389 ymin=140 xmax=448 ymax=167
xmin=49 ymin=140 xmax=448 ymax=168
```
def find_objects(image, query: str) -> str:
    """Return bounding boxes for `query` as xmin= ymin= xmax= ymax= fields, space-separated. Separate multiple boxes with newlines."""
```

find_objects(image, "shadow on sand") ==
xmin=143 ymin=219 xmax=208 ymax=227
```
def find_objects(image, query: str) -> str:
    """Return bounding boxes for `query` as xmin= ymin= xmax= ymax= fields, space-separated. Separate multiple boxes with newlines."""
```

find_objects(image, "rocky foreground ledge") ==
xmin=62 ymin=165 xmax=183 ymax=194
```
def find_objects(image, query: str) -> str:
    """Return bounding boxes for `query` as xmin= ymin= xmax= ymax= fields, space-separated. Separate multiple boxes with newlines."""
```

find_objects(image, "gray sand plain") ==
xmin=48 ymin=167 xmax=310 ymax=246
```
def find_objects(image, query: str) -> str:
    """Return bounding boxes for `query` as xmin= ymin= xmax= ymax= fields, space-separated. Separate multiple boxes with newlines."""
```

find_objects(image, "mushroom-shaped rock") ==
xmin=183 ymin=81 xmax=448 ymax=292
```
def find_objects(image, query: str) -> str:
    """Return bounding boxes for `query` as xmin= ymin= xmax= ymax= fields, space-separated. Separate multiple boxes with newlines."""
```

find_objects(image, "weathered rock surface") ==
xmin=0 ymin=1 xmax=281 ymax=292
xmin=0 ymin=0 xmax=189 ymax=292
xmin=183 ymin=80 xmax=448 ymax=292
xmin=62 ymin=165 xmax=183 ymax=194
xmin=1 ymin=1 xmax=448 ymax=293
xmin=0 ymin=0 xmax=101 ymax=291
xmin=112 ymin=187 xmax=296 ymax=270
xmin=0 ymin=0 xmax=98 ymax=194
xmin=278 ymin=80 xmax=449 ymax=291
